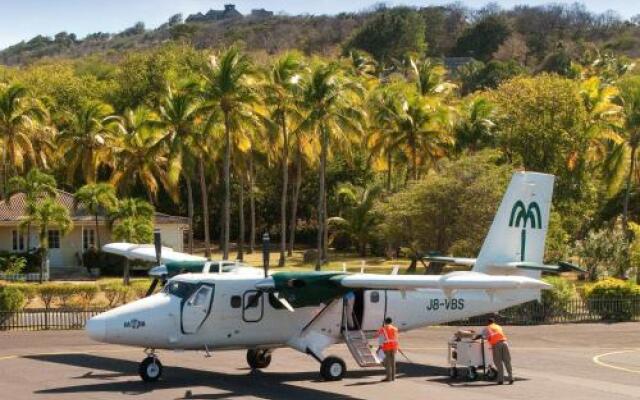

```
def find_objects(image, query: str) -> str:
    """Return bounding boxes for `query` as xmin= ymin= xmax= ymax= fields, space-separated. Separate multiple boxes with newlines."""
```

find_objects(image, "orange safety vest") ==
xmin=486 ymin=323 xmax=507 ymax=346
xmin=377 ymin=324 xmax=399 ymax=351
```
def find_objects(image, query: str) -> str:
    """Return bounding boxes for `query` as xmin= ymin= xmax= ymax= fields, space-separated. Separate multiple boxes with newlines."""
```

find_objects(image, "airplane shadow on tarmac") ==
xmin=24 ymin=354 xmax=459 ymax=400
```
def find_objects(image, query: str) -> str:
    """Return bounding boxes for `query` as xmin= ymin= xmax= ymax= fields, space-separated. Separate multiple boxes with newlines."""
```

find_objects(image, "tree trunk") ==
xmin=185 ymin=174 xmax=194 ymax=254
xmin=279 ymin=113 xmax=288 ymax=267
xmin=622 ymin=145 xmax=637 ymax=235
xmin=288 ymin=149 xmax=302 ymax=256
xmin=249 ymin=152 xmax=256 ymax=254
xmin=123 ymin=258 xmax=130 ymax=286
xmin=323 ymin=189 xmax=328 ymax=262
xmin=39 ymin=229 xmax=47 ymax=284
xmin=95 ymin=213 xmax=101 ymax=250
xmin=411 ymin=136 xmax=418 ymax=181
xmin=198 ymin=157 xmax=211 ymax=259
xmin=238 ymin=173 xmax=245 ymax=261
xmin=223 ymin=113 xmax=232 ymax=260
xmin=387 ymin=152 xmax=392 ymax=191
xmin=26 ymin=223 xmax=31 ymax=252
xmin=316 ymin=125 xmax=327 ymax=270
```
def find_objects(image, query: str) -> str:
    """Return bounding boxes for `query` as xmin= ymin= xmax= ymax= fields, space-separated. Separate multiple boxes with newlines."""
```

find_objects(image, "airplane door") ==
xmin=361 ymin=290 xmax=386 ymax=331
xmin=182 ymin=284 xmax=214 ymax=334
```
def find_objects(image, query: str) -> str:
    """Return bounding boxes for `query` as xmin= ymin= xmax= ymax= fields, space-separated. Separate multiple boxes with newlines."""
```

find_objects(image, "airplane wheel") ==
xmin=247 ymin=349 xmax=272 ymax=369
xmin=449 ymin=367 xmax=458 ymax=378
xmin=320 ymin=356 xmax=346 ymax=381
xmin=466 ymin=366 xmax=478 ymax=381
xmin=139 ymin=357 xmax=163 ymax=382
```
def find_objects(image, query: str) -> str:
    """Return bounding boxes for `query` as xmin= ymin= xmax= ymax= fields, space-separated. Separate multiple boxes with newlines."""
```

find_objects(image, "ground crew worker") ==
xmin=375 ymin=317 xmax=399 ymax=381
xmin=474 ymin=318 xmax=513 ymax=385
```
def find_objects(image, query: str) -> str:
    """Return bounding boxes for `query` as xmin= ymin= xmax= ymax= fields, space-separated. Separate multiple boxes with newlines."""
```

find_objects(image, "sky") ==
xmin=0 ymin=0 xmax=638 ymax=50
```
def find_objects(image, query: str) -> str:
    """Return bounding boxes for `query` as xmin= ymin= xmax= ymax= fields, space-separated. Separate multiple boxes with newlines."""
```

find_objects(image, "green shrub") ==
xmin=584 ymin=278 xmax=640 ymax=321
xmin=37 ymin=283 xmax=75 ymax=309
xmin=0 ymin=251 xmax=42 ymax=273
xmin=8 ymin=283 xmax=37 ymax=303
xmin=73 ymin=283 xmax=99 ymax=309
xmin=0 ymin=256 xmax=27 ymax=275
xmin=538 ymin=277 xmax=578 ymax=321
xmin=99 ymin=282 xmax=131 ymax=307
xmin=129 ymin=280 xmax=152 ymax=300
xmin=0 ymin=286 xmax=26 ymax=311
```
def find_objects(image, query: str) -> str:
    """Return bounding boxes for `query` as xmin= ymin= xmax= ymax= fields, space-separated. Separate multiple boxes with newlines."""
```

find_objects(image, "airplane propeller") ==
xmin=145 ymin=229 xmax=165 ymax=297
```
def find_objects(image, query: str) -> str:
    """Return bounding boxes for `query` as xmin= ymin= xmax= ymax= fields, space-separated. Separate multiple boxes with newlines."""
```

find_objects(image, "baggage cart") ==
xmin=447 ymin=335 xmax=498 ymax=381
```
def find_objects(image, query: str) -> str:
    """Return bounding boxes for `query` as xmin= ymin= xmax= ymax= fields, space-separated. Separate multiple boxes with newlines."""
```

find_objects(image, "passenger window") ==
xmin=230 ymin=295 xmax=242 ymax=308
xmin=370 ymin=291 xmax=380 ymax=303
xmin=245 ymin=293 xmax=260 ymax=308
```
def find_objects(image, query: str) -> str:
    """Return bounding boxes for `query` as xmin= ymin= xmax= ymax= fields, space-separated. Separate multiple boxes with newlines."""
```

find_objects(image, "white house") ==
xmin=0 ymin=190 xmax=189 ymax=269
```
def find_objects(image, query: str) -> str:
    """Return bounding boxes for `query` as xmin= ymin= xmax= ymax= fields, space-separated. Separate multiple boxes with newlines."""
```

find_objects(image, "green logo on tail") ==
xmin=509 ymin=201 xmax=542 ymax=261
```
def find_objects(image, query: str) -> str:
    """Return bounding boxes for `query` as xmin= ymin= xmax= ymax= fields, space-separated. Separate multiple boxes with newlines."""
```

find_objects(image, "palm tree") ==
xmin=0 ymin=84 xmax=47 ymax=196
xmin=200 ymin=46 xmax=256 ymax=260
xmin=7 ymin=168 xmax=57 ymax=251
xmin=394 ymin=92 xmax=452 ymax=180
xmin=328 ymin=183 xmax=382 ymax=256
xmin=407 ymin=57 xmax=455 ymax=97
xmin=454 ymin=96 xmax=496 ymax=153
xmin=74 ymin=183 xmax=118 ymax=250
xmin=298 ymin=63 xmax=364 ymax=269
xmin=20 ymin=198 xmax=73 ymax=283
xmin=110 ymin=107 xmax=175 ymax=204
xmin=109 ymin=198 xmax=155 ymax=285
xmin=158 ymin=86 xmax=211 ymax=258
xmin=263 ymin=52 xmax=305 ymax=266
xmin=616 ymin=76 xmax=640 ymax=235
xmin=58 ymin=102 xmax=116 ymax=185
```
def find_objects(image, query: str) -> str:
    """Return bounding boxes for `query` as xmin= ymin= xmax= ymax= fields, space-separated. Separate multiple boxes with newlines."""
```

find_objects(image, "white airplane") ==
xmin=87 ymin=171 xmax=556 ymax=382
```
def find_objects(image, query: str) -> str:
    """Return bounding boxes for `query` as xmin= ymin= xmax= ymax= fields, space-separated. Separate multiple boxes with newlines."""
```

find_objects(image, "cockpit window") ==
xmin=189 ymin=286 xmax=213 ymax=307
xmin=163 ymin=281 xmax=198 ymax=299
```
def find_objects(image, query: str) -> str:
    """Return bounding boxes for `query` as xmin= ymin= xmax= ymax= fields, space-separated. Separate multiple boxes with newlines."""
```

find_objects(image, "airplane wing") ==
xmin=423 ymin=256 xmax=476 ymax=266
xmin=102 ymin=242 xmax=207 ymax=263
xmin=255 ymin=271 xmax=550 ymax=310
xmin=335 ymin=272 xmax=550 ymax=291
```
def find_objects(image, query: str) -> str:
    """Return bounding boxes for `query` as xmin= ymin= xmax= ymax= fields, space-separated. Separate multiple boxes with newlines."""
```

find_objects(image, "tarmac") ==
xmin=0 ymin=323 xmax=639 ymax=400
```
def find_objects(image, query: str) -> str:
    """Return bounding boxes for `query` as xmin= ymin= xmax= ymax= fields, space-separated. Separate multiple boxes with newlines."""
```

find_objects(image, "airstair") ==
xmin=343 ymin=330 xmax=381 ymax=367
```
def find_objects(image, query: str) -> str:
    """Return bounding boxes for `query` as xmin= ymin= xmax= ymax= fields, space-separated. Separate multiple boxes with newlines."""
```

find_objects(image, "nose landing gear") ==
xmin=139 ymin=350 xmax=163 ymax=382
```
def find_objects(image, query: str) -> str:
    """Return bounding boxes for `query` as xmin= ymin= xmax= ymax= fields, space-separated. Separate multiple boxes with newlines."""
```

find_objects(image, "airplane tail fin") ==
xmin=473 ymin=172 xmax=555 ymax=278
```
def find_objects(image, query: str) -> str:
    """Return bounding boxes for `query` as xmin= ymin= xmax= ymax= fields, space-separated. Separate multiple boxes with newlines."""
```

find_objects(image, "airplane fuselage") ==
xmin=88 ymin=273 xmax=539 ymax=355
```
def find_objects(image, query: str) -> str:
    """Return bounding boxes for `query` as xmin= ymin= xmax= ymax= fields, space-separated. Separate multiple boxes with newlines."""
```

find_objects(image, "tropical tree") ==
xmin=263 ymin=52 xmax=304 ymax=266
xmin=158 ymin=86 xmax=210 ymax=257
xmin=200 ymin=46 xmax=256 ymax=260
xmin=110 ymin=198 xmax=155 ymax=285
xmin=110 ymin=107 xmax=175 ymax=203
xmin=454 ymin=96 xmax=496 ymax=153
xmin=57 ymin=101 xmax=117 ymax=185
xmin=328 ymin=183 xmax=382 ymax=256
xmin=74 ymin=183 xmax=118 ymax=250
xmin=6 ymin=168 xmax=57 ymax=251
xmin=615 ymin=76 xmax=640 ymax=235
xmin=368 ymin=84 xmax=403 ymax=191
xmin=393 ymin=91 xmax=452 ymax=180
xmin=0 ymin=84 xmax=47 ymax=196
xmin=298 ymin=63 xmax=364 ymax=268
xmin=20 ymin=197 xmax=73 ymax=283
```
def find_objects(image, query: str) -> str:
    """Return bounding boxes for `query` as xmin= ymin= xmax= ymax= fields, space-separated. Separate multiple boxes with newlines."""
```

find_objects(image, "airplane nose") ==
xmin=86 ymin=316 xmax=106 ymax=341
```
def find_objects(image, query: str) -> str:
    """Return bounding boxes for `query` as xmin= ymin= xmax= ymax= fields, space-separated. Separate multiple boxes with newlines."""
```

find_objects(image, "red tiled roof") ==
xmin=0 ymin=190 xmax=188 ymax=225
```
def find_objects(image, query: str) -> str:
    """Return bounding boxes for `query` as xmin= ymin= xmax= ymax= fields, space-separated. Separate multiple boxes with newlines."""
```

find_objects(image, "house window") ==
xmin=83 ymin=228 xmax=96 ymax=251
xmin=48 ymin=230 xmax=61 ymax=249
xmin=12 ymin=230 xmax=25 ymax=251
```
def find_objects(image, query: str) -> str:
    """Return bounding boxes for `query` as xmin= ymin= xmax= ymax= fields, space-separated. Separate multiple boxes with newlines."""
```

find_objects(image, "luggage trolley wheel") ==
xmin=466 ymin=366 xmax=478 ymax=381
xmin=485 ymin=366 xmax=498 ymax=381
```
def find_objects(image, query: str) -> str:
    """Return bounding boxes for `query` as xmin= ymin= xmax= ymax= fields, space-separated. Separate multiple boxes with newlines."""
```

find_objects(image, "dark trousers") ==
xmin=383 ymin=350 xmax=397 ymax=381
xmin=492 ymin=341 xmax=513 ymax=382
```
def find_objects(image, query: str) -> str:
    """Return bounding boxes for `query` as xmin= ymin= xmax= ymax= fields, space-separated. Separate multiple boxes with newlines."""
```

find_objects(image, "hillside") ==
xmin=1 ymin=3 xmax=640 ymax=67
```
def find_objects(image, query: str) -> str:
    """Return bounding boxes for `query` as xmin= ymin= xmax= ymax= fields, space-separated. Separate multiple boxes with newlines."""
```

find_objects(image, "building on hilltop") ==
xmin=186 ymin=4 xmax=243 ymax=23
xmin=250 ymin=8 xmax=274 ymax=18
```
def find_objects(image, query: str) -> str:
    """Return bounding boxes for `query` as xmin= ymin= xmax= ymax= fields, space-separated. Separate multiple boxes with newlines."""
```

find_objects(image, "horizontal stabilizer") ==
xmin=423 ymin=256 xmax=476 ymax=266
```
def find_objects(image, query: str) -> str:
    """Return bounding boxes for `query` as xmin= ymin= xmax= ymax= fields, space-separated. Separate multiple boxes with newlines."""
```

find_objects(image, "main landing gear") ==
xmin=139 ymin=350 xmax=163 ymax=382
xmin=247 ymin=349 xmax=272 ymax=369
xmin=320 ymin=356 xmax=346 ymax=381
